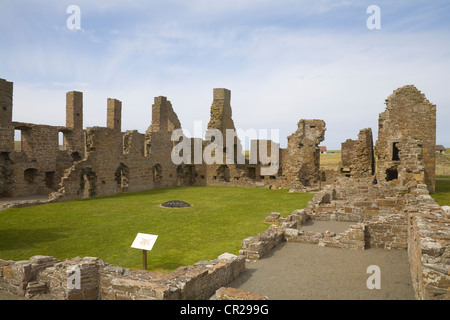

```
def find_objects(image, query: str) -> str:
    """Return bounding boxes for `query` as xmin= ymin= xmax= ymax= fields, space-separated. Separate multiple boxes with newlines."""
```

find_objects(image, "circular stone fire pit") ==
xmin=161 ymin=200 xmax=191 ymax=208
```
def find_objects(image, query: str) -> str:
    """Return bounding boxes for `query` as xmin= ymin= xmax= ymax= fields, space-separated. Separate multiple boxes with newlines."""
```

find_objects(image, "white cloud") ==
xmin=2 ymin=1 xmax=450 ymax=150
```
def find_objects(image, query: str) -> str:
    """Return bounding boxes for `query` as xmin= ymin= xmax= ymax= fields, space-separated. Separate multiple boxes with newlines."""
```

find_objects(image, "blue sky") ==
xmin=1 ymin=0 xmax=449 ymax=149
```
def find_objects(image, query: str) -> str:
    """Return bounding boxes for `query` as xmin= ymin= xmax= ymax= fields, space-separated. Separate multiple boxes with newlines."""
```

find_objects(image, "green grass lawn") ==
xmin=432 ymin=179 xmax=450 ymax=206
xmin=0 ymin=186 xmax=314 ymax=272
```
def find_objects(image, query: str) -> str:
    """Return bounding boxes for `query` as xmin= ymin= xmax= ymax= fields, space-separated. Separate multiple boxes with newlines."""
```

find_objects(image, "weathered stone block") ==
xmin=363 ymin=208 xmax=380 ymax=216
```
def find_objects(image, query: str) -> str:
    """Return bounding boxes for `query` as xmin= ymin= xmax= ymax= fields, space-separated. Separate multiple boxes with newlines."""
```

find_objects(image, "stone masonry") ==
xmin=0 ymin=78 xmax=447 ymax=300
xmin=0 ymin=78 xmax=326 ymax=203
xmin=375 ymin=85 xmax=436 ymax=192
xmin=340 ymin=128 xmax=375 ymax=178
xmin=0 ymin=253 xmax=245 ymax=300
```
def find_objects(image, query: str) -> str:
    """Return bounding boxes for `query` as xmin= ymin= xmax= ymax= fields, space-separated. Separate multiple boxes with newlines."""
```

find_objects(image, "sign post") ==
xmin=131 ymin=233 xmax=158 ymax=270
xmin=142 ymin=250 xmax=147 ymax=270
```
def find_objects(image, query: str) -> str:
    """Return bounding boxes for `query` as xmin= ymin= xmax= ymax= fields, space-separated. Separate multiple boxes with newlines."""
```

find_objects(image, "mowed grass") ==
xmin=432 ymin=179 xmax=450 ymax=206
xmin=0 ymin=186 xmax=314 ymax=273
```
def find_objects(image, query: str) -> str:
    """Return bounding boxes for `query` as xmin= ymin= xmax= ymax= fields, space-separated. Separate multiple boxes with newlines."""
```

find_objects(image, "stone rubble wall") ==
xmin=284 ymin=223 xmax=366 ymax=250
xmin=303 ymin=178 xmax=449 ymax=299
xmin=407 ymin=193 xmax=450 ymax=300
xmin=239 ymin=224 xmax=288 ymax=260
xmin=340 ymin=128 xmax=375 ymax=178
xmin=2 ymin=179 xmax=449 ymax=300
xmin=375 ymin=85 xmax=436 ymax=192
xmin=303 ymin=179 xmax=410 ymax=249
xmin=0 ymin=253 xmax=245 ymax=300
xmin=1 ymin=78 xmax=327 ymax=202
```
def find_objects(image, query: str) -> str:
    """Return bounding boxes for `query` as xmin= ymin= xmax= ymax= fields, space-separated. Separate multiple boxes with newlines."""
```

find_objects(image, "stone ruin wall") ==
xmin=293 ymin=178 xmax=449 ymax=300
xmin=0 ymin=79 xmax=439 ymax=201
xmin=340 ymin=128 xmax=375 ymax=178
xmin=2 ymin=177 xmax=448 ymax=300
xmin=334 ymin=85 xmax=436 ymax=196
xmin=0 ymin=78 xmax=447 ymax=300
xmin=0 ymin=78 xmax=326 ymax=204
xmin=280 ymin=119 xmax=326 ymax=191
xmin=375 ymin=85 xmax=436 ymax=192
xmin=0 ymin=253 xmax=246 ymax=300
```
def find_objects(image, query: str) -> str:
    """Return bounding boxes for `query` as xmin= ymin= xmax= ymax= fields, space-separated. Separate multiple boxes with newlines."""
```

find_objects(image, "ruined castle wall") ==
xmin=1 ymin=78 xmax=330 ymax=201
xmin=122 ymin=130 xmax=151 ymax=193
xmin=0 ymin=82 xmax=80 ymax=198
xmin=56 ymin=128 xmax=153 ymax=200
xmin=10 ymin=123 xmax=73 ymax=197
xmin=341 ymin=139 xmax=357 ymax=170
xmin=305 ymin=178 xmax=409 ymax=249
xmin=207 ymin=88 xmax=237 ymax=136
xmin=375 ymin=85 xmax=436 ymax=192
xmin=145 ymin=96 xmax=182 ymax=188
xmin=406 ymin=189 xmax=450 ymax=300
xmin=64 ymin=91 xmax=85 ymax=159
xmin=0 ymin=79 xmax=16 ymax=196
xmin=281 ymin=119 xmax=326 ymax=191
xmin=341 ymin=128 xmax=374 ymax=178
xmin=0 ymin=79 xmax=14 ymax=153
xmin=302 ymin=176 xmax=449 ymax=299
xmin=83 ymin=127 xmax=125 ymax=197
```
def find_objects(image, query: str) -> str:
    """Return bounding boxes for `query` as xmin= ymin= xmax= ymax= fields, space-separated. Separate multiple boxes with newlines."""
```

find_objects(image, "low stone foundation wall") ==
xmin=1 ymin=178 xmax=449 ymax=300
xmin=240 ymin=224 xmax=288 ymax=260
xmin=0 ymin=255 xmax=60 ymax=298
xmin=407 ymin=196 xmax=450 ymax=300
xmin=365 ymin=214 xmax=408 ymax=250
xmin=284 ymin=223 xmax=366 ymax=250
xmin=0 ymin=253 xmax=245 ymax=300
xmin=304 ymin=179 xmax=450 ymax=300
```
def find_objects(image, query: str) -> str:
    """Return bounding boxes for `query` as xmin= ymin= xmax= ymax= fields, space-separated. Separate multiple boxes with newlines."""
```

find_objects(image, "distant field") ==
xmin=436 ymin=150 xmax=450 ymax=177
xmin=320 ymin=150 xmax=341 ymax=170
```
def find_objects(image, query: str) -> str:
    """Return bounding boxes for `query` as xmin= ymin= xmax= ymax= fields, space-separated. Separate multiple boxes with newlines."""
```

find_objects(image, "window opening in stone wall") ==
xmin=24 ymin=168 xmax=38 ymax=184
xmin=247 ymin=167 xmax=256 ymax=179
xmin=115 ymin=163 xmax=129 ymax=192
xmin=45 ymin=171 xmax=56 ymax=189
xmin=216 ymin=165 xmax=230 ymax=182
xmin=152 ymin=164 xmax=163 ymax=184
xmin=386 ymin=168 xmax=398 ymax=181
xmin=58 ymin=132 xmax=64 ymax=150
xmin=14 ymin=130 xmax=22 ymax=151
xmin=392 ymin=142 xmax=400 ymax=161
xmin=71 ymin=152 xmax=82 ymax=162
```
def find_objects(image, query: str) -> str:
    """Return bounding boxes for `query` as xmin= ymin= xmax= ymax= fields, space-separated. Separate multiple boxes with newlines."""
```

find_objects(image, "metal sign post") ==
xmin=131 ymin=233 xmax=158 ymax=270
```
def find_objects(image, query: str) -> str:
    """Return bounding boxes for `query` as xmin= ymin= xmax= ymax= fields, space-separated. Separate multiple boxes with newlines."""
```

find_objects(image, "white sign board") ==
xmin=131 ymin=233 xmax=158 ymax=251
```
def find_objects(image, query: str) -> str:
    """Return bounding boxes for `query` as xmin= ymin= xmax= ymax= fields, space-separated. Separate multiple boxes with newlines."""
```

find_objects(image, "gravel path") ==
xmin=229 ymin=221 xmax=415 ymax=300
